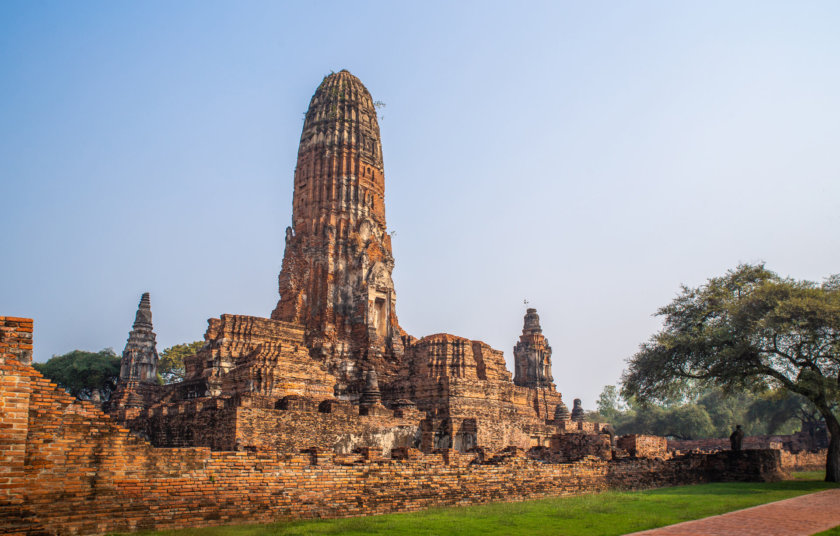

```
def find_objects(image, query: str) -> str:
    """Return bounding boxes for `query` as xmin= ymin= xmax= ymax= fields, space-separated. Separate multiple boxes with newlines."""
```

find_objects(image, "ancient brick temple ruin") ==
xmin=104 ymin=70 xmax=588 ymax=455
xmin=0 ymin=71 xmax=827 ymax=536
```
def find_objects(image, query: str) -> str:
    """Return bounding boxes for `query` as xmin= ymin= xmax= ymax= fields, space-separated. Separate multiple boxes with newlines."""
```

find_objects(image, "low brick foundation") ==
xmin=669 ymin=432 xmax=826 ymax=453
xmin=617 ymin=434 xmax=668 ymax=458
xmin=668 ymin=434 xmax=828 ymax=473
xmin=780 ymin=449 xmax=828 ymax=472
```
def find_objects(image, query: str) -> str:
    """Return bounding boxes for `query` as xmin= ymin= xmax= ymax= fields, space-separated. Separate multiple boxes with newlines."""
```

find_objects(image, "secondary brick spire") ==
xmin=271 ymin=70 xmax=404 ymax=382
xmin=119 ymin=292 xmax=159 ymax=383
xmin=513 ymin=308 xmax=554 ymax=389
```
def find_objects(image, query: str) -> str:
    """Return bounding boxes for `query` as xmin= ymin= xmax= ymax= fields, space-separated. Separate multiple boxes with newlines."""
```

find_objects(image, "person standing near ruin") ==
xmin=730 ymin=425 xmax=744 ymax=451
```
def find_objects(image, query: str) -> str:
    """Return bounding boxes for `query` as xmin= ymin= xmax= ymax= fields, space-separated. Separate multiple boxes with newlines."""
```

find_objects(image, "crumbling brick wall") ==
xmin=0 ymin=316 xmax=32 ymax=366
xmin=550 ymin=432 xmax=611 ymax=461
xmin=668 ymin=433 xmax=823 ymax=452
xmin=780 ymin=449 xmax=827 ymax=472
xmin=607 ymin=449 xmax=786 ymax=489
xmin=235 ymin=407 xmax=419 ymax=453
xmin=617 ymin=435 xmax=668 ymax=458
xmin=0 ymin=317 xmax=34 ymax=534
xmin=0 ymin=320 xmax=792 ymax=536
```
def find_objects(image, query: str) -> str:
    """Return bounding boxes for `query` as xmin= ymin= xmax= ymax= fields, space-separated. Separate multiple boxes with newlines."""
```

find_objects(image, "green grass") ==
xmin=791 ymin=471 xmax=827 ymax=480
xmin=129 ymin=474 xmax=838 ymax=536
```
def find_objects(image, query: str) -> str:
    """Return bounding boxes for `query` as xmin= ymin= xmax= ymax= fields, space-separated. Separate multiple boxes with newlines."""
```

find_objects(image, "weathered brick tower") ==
xmin=106 ymin=292 xmax=160 ymax=415
xmin=271 ymin=70 xmax=404 ymax=377
xmin=105 ymin=70 xmax=585 ymax=455
xmin=119 ymin=292 xmax=159 ymax=384
xmin=513 ymin=308 xmax=554 ymax=389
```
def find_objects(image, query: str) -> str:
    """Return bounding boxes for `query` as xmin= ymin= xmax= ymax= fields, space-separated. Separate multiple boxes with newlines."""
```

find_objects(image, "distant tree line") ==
xmin=588 ymin=384 xmax=820 ymax=441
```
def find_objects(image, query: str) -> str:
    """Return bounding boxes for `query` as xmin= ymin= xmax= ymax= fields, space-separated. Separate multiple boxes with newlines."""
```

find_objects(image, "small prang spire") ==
xmin=513 ymin=308 xmax=553 ymax=389
xmin=133 ymin=292 xmax=153 ymax=330
xmin=119 ymin=292 xmax=159 ymax=384
xmin=554 ymin=402 xmax=570 ymax=423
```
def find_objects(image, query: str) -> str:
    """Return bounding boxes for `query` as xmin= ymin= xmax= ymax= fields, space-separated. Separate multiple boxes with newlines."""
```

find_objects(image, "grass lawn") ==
xmin=129 ymin=473 xmax=838 ymax=536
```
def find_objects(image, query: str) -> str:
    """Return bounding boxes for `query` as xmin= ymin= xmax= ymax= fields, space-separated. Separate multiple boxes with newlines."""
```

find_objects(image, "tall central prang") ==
xmin=106 ymin=69 xmax=582 ymax=458
xmin=271 ymin=70 xmax=404 ymax=375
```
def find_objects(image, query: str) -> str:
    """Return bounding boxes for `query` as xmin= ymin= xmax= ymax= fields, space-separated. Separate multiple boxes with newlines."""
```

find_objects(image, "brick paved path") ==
xmin=626 ymin=489 xmax=840 ymax=536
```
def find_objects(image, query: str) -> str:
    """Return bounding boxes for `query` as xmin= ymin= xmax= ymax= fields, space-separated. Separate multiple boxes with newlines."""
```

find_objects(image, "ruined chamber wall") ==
xmin=179 ymin=314 xmax=338 ymax=400
xmin=1 ymin=325 xmax=788 ymax=536
xmin=387 ymin=333 xmax=565 ymax=452
xmin=234 ymin=406 xmax=419 ymax=453
xmin=131 ymin=399 xmax=420 ymax=454
xmin=779 ymin=450 xmax=828 ymax=472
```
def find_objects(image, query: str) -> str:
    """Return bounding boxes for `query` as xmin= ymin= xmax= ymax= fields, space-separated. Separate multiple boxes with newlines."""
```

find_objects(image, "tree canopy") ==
xmin=158 ymin=341 xmax=203 ymax=384
xmin=591 ymin=384 xmax=809 ymax=440
xmin=621 ymin=264 xmax=840 ymax=481
xmin=34 ymin=349 xmax=121 ymax=401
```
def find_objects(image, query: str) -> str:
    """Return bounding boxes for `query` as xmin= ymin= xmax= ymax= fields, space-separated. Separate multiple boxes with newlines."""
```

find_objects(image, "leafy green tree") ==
xmin=696 ymin=388 xmax=754 ymax=436
xmin=622 ymin=264 xmax=840 ymax=481
xmin=34 ymin=349 xmax=121 ymax=400
xmin=593 ymin=383 xmax=811 ymax=439
xmin=662 ymin=404 xmax=716 ymax=439
xmin=604 ymin=401 xmax=714 ymax=439
xmin=745 ymin=390 xmax=817 ymax=436
xmin=596 ymin=385 xmax=623 ymax=421
xmin=158 ymin=341 xmax=203 ymax=384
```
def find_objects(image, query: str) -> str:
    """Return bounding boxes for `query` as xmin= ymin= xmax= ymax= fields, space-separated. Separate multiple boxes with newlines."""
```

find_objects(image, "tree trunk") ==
xmin=820 ymin=409 xmax=839 ymax=483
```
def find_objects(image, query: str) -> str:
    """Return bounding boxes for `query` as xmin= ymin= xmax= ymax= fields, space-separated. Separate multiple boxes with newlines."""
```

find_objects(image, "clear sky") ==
xmin=2 ymin=1 xmax=838 ymax=408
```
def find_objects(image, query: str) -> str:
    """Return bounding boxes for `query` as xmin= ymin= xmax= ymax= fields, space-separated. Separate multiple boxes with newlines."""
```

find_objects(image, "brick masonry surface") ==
xmin=0 ymin=318 xmax=798 ymax=536
xmin=668 ymin=432 xmax=826 ymax=453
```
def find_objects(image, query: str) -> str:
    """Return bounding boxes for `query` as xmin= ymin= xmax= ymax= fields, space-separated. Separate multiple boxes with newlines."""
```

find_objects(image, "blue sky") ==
xmin=2 ymin=1 xmax=838 ymax=406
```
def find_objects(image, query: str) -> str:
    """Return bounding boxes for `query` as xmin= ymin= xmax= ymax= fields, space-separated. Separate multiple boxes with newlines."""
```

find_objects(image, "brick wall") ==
xmin=550 ymin=431 xmax=611 ymax=461
xmin=0 ymin=320 xmax=792 ymax=536
xmin=669 ymin=432 xmax=822 ymax=453
xmin=780 ymin=450 xmax=827 ymax=472
xmin=0 ymin=317 xmax=34 ymax=535
xmin=617 ymin=435 xmax=668 ymax=458
xmin=0 ymin=317 xmax=33 ymax=366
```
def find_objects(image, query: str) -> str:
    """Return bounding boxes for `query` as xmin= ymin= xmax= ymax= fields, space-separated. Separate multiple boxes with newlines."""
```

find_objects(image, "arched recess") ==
xmin=366 ymin=262 xmax=393 ymax=339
